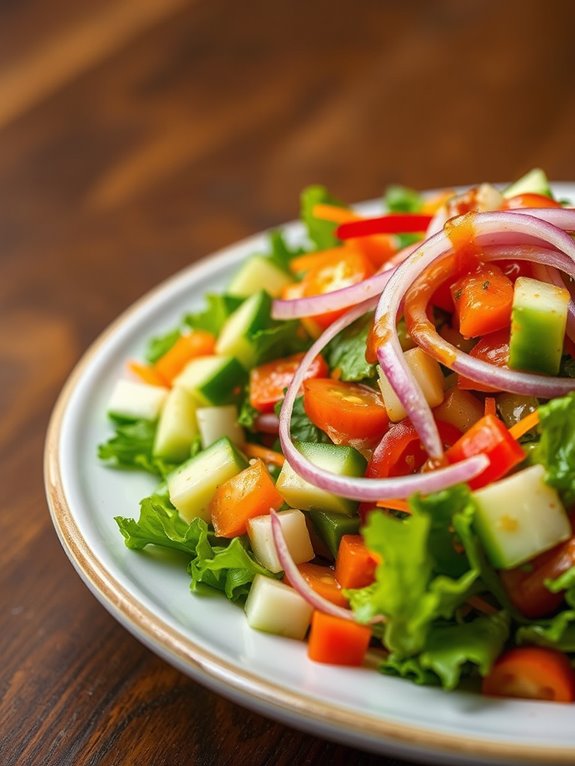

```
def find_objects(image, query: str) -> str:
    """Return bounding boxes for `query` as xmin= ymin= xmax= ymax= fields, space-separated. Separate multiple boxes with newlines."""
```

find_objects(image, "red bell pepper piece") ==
xmin=336 ymin=214 xmax=433 ymax=240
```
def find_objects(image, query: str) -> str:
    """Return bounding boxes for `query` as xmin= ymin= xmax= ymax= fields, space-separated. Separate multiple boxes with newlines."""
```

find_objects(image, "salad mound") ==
xmin=99 ymin=169 xmax=575 ymax=702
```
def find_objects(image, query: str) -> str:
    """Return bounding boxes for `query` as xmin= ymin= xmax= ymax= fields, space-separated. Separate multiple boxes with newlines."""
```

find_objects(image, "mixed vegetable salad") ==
xmin=100 ymin=169 xmax=575 ymax=702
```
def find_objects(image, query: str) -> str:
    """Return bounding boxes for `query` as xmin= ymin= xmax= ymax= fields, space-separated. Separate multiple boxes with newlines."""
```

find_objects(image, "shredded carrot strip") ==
xmin=509 ymin=410 xmax=540 ymax=440
xmin=312 ymin=204 xmax=362 ymax=224
xmin=127 ymin=361 xmax=168 ymax=387
xmin=466 ymin=595 xmax=499 ymax=616
xmin=484 ymin=396 xmax=497 ymax=418
xmin=376 ymin=498 xmax=412 ymax=514
xmin=243 ymin=443 xmax=285 ymax=467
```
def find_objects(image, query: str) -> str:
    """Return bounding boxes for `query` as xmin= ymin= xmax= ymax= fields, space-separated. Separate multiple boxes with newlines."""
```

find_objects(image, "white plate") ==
xmin=45 ymin=186 xmax=575 ymax=766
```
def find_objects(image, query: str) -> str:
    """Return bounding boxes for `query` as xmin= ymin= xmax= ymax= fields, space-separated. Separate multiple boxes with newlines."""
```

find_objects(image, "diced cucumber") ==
xmin=307 ymin=510 xmax=360 ymax=558
xmin=473 ymin=464 xmax=571 ymax=569
xmin=509 ymin=277 xmax=569 ymax=375
xmin=503 ymin=168 xmax=552 ymax=199
xmin=228 ymin=255 xmax=292 ymax=298
xmin=215 ymin=290 xmax=271 ymax=369
xmin=173 ymin=355 xmax=247 ymax=405
xmin=153 ymin=386 xmax=198 ymax=462
xmin=276 ymin=442 xmax=366 ymax=515
xmin=107 ymin=379 xmax=168 ymax=422
xmin=244 ymin=574 xmax=313 ymax=639
xmin=247 ymin=509 xmax=314 ymax=573
xmin=196 ymin=404 xmax=245 ymax=449
xmin=167 ymin=437 xmax=248 ymax=522
xmin=378 ymin=347 xmax=444 ymax=421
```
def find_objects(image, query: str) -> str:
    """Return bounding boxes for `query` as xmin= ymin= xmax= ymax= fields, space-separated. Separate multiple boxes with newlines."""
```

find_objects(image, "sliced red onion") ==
xmin=509 ymin=207 xmax=575 ymax=232
xmin=278 ymin=300 xmax=489 ymax=499
xmin=254 ymin=413 xmax=280 ymax=434
xmin=269 ymin=509 xmax=379 ymax=623
xmin=531 ymin=262 xmax=575 ymax=342
xmin=375 ymin=212 xmax=575 ymax=459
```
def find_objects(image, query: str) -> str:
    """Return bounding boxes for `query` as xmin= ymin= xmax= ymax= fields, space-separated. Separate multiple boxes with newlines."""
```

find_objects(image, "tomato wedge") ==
xmin=303 ymin=378 xmax=388 ymax=448
xmin=446 ymin=414 xmax=525 ymax=490
xmin=450 ymin=265 xmax=513 ymax=338
xmin=458 ymin=329 xmax=509 ymax=393
xmin=284 ymin=562 xmax=347 ymax=608
xmin=249 ymin=352 xmax=328 ymax=413
xmin=365 ymin=419 xmax=462 ymax=479
xmin=482 ymin=647 xmax=575 ymax=702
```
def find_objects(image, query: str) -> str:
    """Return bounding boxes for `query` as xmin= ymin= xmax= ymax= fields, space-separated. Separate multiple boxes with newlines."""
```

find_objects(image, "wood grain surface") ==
xmin=2 ymin=1 xmax=575 ymax=764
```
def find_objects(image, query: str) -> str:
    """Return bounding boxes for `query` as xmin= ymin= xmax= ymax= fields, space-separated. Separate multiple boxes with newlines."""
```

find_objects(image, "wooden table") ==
xmin=3 ymin=1 xmax=575 ymax=764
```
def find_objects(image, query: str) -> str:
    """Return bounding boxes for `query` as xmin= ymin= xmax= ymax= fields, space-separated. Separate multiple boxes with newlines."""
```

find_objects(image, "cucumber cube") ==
xmin=247 ymin=509 xmax=314 ymax=573
xmin=503 ymin=168 xmax=552 ymax=199
xmin=228 ymin=255 xmax=292 ymax=298
xmin=167 ymin=437 xmax=248 ymax=522
xmin=307 ymin=510 xmax=361 ymax=558
xmin=107 ymin=379 xmax=168 ymax=422
xmin=245 ymin=574 xmax=313 ymax=639
xmin=276 ymin=442 xmax=366 ymax=515
xmin=509 ymin=277 xmax=569 ymax=375
xmin=215 ymin=290 xmax=271 ymax=369
xmin=173 ymin=355 xmax=247 ymax=405
xmin=196 ymin=405 xmax=245 ymax=449
xmin=378 ymin=347 xmax=444 ymax=422
xmin=153 ymin=386 xmax=199 ymax=462
xmin=473 ymin=464 xmax=571 ymax=569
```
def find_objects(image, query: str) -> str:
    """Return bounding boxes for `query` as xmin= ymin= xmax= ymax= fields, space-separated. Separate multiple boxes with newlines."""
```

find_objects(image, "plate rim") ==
xmin=44 ymin=201 xmax=575 ymax=765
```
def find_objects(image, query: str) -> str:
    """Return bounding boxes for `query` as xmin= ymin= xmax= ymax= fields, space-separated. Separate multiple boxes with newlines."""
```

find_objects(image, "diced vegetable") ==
xmin=196 ymin=405 xmax=245 ymax=449
xmin=509 ymin=276 xmax=569 ymax=376
xmin=473 ymin=464 xmax=571 ymax=569
xmin=153 ymin=385 xmax=198 ymax=462
xmin=154 ymin=331 xmax=216 ymax=384
xmin=379 ymin=347 xmax=444 ymax=421
xmin=107 ymin=379 xmax=168 ymax=422
xmin=174 ymin=355 xmax=247 ymax=405
xmin=457 ymin=330 xmax=509 ymax=393
xmin=128 ymin=361 xmax=168 ymax=387
xmin=284 ymin=562 xmax=347 ymax=607
xmin=335 ymin=535 xmax=378 ymax=589
xmin=247 ymin=508 xmax=314 ymax=573
xmin=167 ymin=437 xmax=248 ymax=522
xmin=502 ymin=168 xmax=552 ymax=199
xmin=307 ymin=510 xmax=360 ymax=558
xmin=433 ymin=388 xmax=483 ymax=434
xmin=482 ymin=647 xmax=575 ymax=702
xmin=228 ymin=255 xmax=292 ymax=298
xmin=215 ymin=290 xmax=271 ymax=369
xmin=245 ymin=574 xmax=313 ymax=639
xmin=307 ymin=611 xmax=371 ymax=666
xmin=249 ymin=352 xmax=328 ymax=413
xmin=496 ymin=393 xmax=539 ymax=430
xmin=450 ymin=265 xmax=513 ymax=338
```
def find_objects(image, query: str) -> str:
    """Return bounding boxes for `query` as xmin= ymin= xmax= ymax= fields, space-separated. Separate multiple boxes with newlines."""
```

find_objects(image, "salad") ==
xmin=99 ymin=168 xmax=575 ymax=703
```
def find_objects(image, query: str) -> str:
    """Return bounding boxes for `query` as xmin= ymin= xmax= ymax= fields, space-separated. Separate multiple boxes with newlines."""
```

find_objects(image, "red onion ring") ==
xmin=278 ymin=300 xmax=489 ymax=499
xmin=269 ymin=509 xmax=381 ymax=623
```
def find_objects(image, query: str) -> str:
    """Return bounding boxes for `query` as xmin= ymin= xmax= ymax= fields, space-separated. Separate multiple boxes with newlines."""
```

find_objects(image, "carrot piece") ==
xmin=308 ymin=611 xmax=372 ymax=666
xmin=242 ymin=443 xmax=285 ymax=467
xmin=375 ymin=498 xmax=412 ymax=514
xmin=290 ymin=247 xmax=354 ymax=275
xmin=127 ymin=361 xmax=168 ymax=388
xmin=335 ymin=535 xmax=378 ymax=590
xmin=451 ymin=265 xmax=514 ymax=338
xmin=154 ymin=331 xmax=216 ymax=383
xmin=209 ymin=459 xmax=284 ymax=538
xmin=484 ymin=396 xmax=497 ymax=418
xmin=311 ymin=204 xmax=362 ymax=224
xmin=509 ymin=410 xmax=540 ymax=440
xmin=284 ymin=563 xmax=348 ymax=607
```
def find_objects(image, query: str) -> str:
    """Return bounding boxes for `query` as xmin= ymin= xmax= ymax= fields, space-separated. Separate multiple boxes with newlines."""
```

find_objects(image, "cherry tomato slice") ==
xmin=458 ymin=329 xmax=509 ymax=393
xmin=502 ymin=193 xmax=562 ymax=210
xmin=482 ymin=647 xmax=575 ymax=702
xmin=303 ymin=378 xmax=388 ymax=448
xmin=249 ymin=353 xmax=328 ymax=413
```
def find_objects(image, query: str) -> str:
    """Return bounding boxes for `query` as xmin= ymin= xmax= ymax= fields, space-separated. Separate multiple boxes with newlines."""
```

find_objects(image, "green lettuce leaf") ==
xmin=301 ymin=185 xmax=346 ymax=250
xmin=381 ymin=612 xmax=510 ymax=690
xmin=274 ymin=395 xmax=331 ymax=444
xmin=98 ymin=419 xmax=175 ymax=477
xmin=144 ymin=328 xmax=182 ymax=364
xmin=250 ymin=320 xmax=309 ymax=365
xmin=535 ymin=392 xmax=575 ymax=505
xmin=384 ymin=184 xmax=424 ymax=213
xmin=266 ymin=230 xmax=303 ymax=272
xmin=185 ymin=293 xmax=244 ymax=335
xmin=324 ymin=313 xmax=376 ymax=382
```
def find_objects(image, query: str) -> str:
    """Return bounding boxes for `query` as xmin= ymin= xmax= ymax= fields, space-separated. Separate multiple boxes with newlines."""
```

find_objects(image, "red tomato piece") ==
xmin=457 ymin=329 xmax=510 ymax=393
xmin=249 ymin=352 xmax=328 ymax=413
xmin=450 ymin=265 xmax=513 ymax=338
xmin=482 ymin=647 xmax=575 ymax=702
xmin=446 ymin=414 xmax=525 ymax=490
xmin=303 ymin=378 xmax=389 ymax=448
xmin=502 ymin=193 xmax=562 ymax=210
xmin=284 ymin=562 xmax=348 ymax=608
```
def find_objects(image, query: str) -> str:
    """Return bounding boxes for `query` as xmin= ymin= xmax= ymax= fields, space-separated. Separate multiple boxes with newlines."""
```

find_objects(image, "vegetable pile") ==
xmin=100 ymin=169 xmax=575 ymax=702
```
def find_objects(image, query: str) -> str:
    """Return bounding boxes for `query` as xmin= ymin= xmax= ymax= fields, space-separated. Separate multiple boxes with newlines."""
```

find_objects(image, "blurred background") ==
xmin=2 ymin=1 xmax=575 ymax=764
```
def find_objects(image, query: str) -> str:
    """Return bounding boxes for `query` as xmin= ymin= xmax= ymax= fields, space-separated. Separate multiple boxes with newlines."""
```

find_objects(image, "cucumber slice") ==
xmin=308 ymin=510 xmax=360 ymax=558
xmin=503 ymin=168 xmax=552 ymax=199
xmin=276 ymin=442 xmax=366 ymax=515
xmin=196 ymin=404 xmax=245 ymax=448
xmin=473 ymin=464 xmax=571 ymax=569
xmin=173 ymin=355 xmax=247 ymax=405
xmin=167 ymin=436 xmax=248 ymax=522
xmin=247 ymin=509 xmax=314 ymax=573
xmin=509 ymin=276 xmax=569 ymax=375
xmin=215 ymin=290 xmax=271 ymax=369
xmin=244 ymin=574 xmax=313 ymax=639
xmin=228 ymin=255 xmax=292 ymax=298
xmin=107 ymin=379 xmax=168 ymax=422
xmin=153 ymin=386 xmax=199 ymax=462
